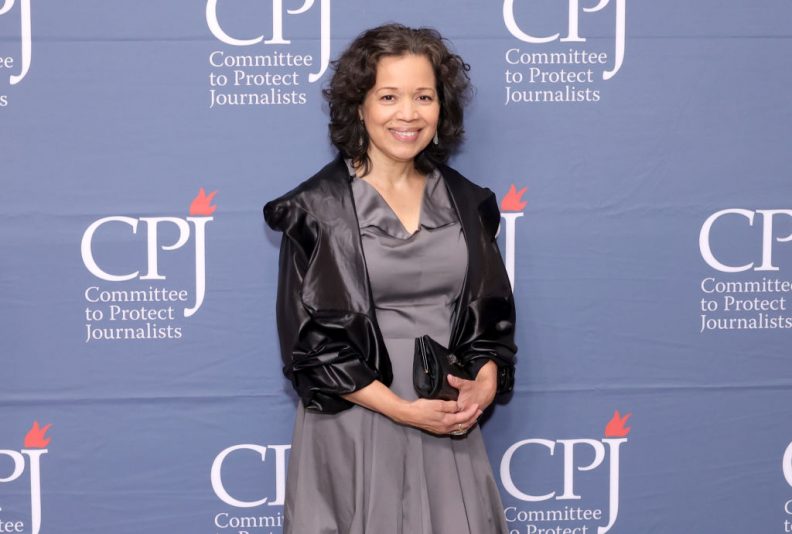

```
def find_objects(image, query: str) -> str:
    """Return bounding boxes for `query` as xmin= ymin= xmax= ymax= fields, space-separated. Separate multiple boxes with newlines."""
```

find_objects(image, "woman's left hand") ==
xmin=447 ymin=360 xmax=498 ymax=415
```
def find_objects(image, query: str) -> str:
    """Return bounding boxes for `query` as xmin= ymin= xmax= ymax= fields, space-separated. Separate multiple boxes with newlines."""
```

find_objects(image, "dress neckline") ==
xmin=356 ymin=175 xmax=428 ymax=237
xmin=346 ymin=159 xmax=458 ymax=240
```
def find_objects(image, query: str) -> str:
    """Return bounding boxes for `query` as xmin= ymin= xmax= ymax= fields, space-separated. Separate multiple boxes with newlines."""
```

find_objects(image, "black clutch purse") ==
xmin=413 ymin=335 xmax=472 ymax=400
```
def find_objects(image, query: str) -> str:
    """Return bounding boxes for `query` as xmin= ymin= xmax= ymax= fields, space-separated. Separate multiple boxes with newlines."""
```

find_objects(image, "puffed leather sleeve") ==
xmin=458 ymin=190 xmax=517 ymax=394
xmin=265 ymin=200 xmax=379 ymax=413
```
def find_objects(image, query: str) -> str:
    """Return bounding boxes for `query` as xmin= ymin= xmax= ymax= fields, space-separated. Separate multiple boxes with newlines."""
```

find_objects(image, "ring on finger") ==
xmin=450 ymin=423 xmax=467 ymax=436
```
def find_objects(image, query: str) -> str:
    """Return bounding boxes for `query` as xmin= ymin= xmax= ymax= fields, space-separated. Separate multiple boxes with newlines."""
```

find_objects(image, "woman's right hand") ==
xmin=397 ymin=398 xmax=482 ymax=436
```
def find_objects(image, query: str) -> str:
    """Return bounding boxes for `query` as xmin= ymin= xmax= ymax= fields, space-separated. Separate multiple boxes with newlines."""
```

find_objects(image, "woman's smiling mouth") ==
xmin=389 ymin=128 xmax=421 ymax=142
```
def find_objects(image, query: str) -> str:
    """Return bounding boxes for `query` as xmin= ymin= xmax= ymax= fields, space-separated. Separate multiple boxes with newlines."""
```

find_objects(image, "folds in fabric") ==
xmin=436 ymin=165 xmax=518 ymax=394
xmin=271 ymin=230 xmax=390 ymax=413
xmin=455 ymin=295 xmax=517 ymax=394
xmin=263 ymin=156 xmax=517 ymax=412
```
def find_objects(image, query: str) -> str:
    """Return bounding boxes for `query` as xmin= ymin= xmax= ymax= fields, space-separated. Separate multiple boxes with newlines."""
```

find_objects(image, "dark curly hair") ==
xmin=322 ymin=23 xmax=472 ymax=176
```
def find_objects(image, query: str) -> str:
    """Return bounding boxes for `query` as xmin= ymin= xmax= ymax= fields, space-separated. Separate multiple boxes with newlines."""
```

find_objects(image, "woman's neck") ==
xmin=357 ymin=152 xmax=419 ymax=187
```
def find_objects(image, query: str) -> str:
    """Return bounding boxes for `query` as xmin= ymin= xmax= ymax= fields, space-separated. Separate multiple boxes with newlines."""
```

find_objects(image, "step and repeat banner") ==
xmin=2 ymin=1 xmax=791 ymax=533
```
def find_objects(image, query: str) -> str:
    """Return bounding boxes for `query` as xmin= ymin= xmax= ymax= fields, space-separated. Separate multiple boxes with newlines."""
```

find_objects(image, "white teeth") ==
xmin=391 ymin=129 xmax=419 ymax=140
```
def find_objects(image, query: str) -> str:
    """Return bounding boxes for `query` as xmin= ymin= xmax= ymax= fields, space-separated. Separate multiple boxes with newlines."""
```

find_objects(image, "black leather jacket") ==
xmin=263 ymin=155 xmax=517 ymax=414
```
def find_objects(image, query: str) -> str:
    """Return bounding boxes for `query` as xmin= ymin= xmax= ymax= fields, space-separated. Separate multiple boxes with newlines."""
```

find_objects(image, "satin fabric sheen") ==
xmin=262 ymin=155 xmax=517 ymax=414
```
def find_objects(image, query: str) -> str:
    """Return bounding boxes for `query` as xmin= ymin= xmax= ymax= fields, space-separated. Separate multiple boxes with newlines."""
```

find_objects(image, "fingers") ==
xmin=437 ymin=400 xmax=460 ymax=413
xmin=412 ymin=399 xmax=483 ymax=436
xmin=462 ymin=409 xmax=483 ymax=428
xmin=446 ymin=406 xmax=482 ymax=435
xmin=447 ymin=374 xmax=473 ymax=389
xmin=459 ymin=408 xmax=483 ymax=433
xmin=447 ymin=403 xmax=478 ymax=425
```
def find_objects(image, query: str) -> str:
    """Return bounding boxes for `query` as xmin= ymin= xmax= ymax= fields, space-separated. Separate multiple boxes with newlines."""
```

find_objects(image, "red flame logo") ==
xmin=24 ymin=421 xmax=52 ymax=449
xmin=501 ymin=184 xmax=527 ymax=212
xmin=189 ymin=187 xmax=217 ymax=216
xmin=604 ymin=410 xmax=631 ymax=438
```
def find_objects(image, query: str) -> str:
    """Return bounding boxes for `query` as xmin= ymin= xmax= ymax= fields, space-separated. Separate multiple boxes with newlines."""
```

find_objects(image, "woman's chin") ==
xmin=369 ymin=143 xmax=432 ymax=165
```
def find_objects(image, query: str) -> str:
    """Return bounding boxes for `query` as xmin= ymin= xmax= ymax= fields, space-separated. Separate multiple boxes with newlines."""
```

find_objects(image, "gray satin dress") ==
xmin=283 ymin=162 xmax=508 ymax=534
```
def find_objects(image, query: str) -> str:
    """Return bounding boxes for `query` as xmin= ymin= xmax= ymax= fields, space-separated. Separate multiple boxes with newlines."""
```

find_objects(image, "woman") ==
xmin=263 ymin=23 xmax=517 ymax=534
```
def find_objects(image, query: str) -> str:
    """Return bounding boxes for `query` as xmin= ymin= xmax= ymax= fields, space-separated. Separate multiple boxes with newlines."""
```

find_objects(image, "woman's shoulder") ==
xmin=436 ymin=161 xmax=495 ymax=202
xmin=435 ymin=161 xmax=501 ymax=238
xmin=263 ymin=155 xmax=349 ymax=232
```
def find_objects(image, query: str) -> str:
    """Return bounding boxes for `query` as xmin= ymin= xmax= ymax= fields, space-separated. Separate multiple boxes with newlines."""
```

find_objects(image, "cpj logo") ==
xmin=698 ymin=209 xmax=792 ymax=333
xmin=0 ymin=0 xmax=32 ymax=108
xmin=502 ymin=0 xmax=626 ymax=104
xmin=498 ymin=184 xmax=528 ymax=291
xmin=210 ymin=443 xmax=290 ymax=532
xmin=0 ymin=422 xmax=51 ymax=534
xmin=205 ymin=0 xmax=330 ymax=108
xmin=499 ymin=411 xmax=631 ymax=534
xmin=80 ymin=188 xmax=217 ymax=343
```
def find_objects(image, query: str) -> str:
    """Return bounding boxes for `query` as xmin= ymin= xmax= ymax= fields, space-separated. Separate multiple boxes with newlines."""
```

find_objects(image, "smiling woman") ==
xmin=323 ymin=24 xmax=471 ymax=176
xmin=359 ymin=54 xmax=440 ymax=169
xmin=263 ymin=23 xmax=517 ymax=534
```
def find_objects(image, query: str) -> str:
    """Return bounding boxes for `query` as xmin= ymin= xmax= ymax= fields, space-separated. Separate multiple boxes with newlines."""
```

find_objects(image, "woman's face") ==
xmin=359 ymin=53 xmax=440 ymax=168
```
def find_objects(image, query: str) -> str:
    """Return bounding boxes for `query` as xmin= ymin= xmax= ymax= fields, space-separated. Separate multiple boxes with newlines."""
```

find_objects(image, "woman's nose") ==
xmin=395 ymin=99 xmax=418 ymax=120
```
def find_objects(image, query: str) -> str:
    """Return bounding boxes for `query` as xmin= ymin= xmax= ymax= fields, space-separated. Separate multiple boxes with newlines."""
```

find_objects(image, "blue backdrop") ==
xmin=2 ymin=1 xmax=791 ymax=532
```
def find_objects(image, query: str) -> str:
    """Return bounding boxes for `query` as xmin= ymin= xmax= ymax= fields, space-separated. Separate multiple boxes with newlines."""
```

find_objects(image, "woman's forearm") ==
xmin=341 ymin=380 xmax=410 ymax=423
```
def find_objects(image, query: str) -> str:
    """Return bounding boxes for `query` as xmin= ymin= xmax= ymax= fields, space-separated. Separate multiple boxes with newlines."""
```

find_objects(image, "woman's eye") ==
xmin=418 ymin=95 xmax=434 ymax=102
xmin=381 ymin=94 xmax=395 ymax=102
